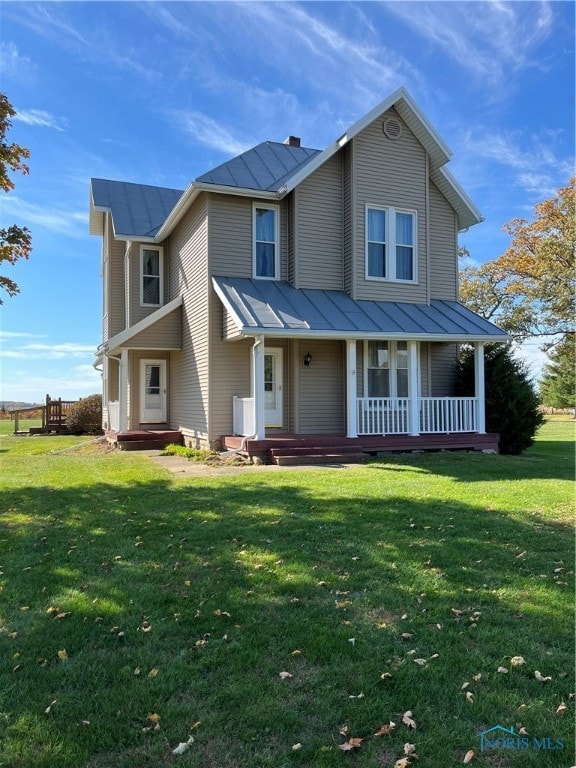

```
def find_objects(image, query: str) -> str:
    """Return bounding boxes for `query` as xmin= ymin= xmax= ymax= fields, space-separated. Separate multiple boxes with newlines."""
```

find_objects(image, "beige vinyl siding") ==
xmin=168 ymin=196 xmax=210 ymax=438
xmin=124 ymin=307 xmax=181 ymax=349
xmin=430 ymin=342 xmax=458 ymax=395
xmin=429 ymin=182 xmax=458 ymax=300
xmin=210 ymin=290 xmax=253 ymax=439
xmin=209 ymin=194 xmax=288 ymax=280
xmin=128 ymin=350 xmax=170 ymax=429
xmin=287 ymin=191 xmax=296 ymax=285
xmin=343 ymin=143 xmax=354 ymax=296
xmin=296 ymin=153 xmax=343 ymax=290
xmin=298 ymin=339 xmax=344 ymax=434
xmin=106 ymin=215 xmax=126 ymax=339
xmin=354 ymin=108 xmax=427 ymax=303
xmin=223 ymin=307 xmax=243 ymax=340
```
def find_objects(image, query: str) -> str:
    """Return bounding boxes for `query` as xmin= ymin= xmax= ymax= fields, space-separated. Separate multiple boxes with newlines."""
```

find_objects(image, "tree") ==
xmin=456 ymin=344 xmax=544 ymax=455
xmin=539 ymin=335 xmax=575 ymax=410
xmin=0 ymin=93 xmax=31 ymax=303
xmin=459 ymin=179 xmax=575 ymax=340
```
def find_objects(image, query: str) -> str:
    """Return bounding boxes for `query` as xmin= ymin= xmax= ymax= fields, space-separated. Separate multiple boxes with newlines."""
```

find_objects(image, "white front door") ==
xmin=264 ymin=348 xmax=283 ymax=427
xmin=140 ymin=360 xmax=167 ymax=423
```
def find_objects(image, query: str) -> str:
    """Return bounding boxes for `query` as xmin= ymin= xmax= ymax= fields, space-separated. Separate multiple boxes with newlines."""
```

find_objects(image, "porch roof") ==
xmin=212 ymin=277 xmax=508 ymax=342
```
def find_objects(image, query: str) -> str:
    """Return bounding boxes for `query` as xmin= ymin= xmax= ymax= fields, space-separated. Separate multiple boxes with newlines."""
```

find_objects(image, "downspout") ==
xmin=220 ymin=336 xmax=264 ymax=457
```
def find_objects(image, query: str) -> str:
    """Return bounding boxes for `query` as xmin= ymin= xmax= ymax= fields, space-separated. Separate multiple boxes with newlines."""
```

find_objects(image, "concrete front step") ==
xmin=270 ymin=445 xmax=364 ymax=458
xmin=273 ymin=452 xmax=367 ymax=466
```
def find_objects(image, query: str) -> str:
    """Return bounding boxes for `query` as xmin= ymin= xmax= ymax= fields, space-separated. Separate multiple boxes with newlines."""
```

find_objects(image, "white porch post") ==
xmin=408 ymin=340 xmax=420 ymax=436
xmin=474 ymin=342 xmax=486 ymax=434
xmin=119 ymin=349 xmax=129 ymax=432
xmin=346 ymin=340 xmax=358 ymax=438
xmin=252 ymin=336 xmax=266 ymax=440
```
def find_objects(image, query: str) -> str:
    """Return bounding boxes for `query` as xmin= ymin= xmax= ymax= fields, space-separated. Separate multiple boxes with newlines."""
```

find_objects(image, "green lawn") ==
xmin=0 ymin=422 xmax=574 ymax=768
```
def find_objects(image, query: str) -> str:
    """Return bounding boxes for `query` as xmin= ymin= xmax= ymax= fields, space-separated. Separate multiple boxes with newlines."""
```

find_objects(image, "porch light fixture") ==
xmin=303 ymin=352 xmax=312 ymax=367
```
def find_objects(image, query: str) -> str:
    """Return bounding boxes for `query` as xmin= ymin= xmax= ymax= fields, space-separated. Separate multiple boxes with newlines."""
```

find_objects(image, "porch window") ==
xmin=140 ymin=246 xmax=164 ymax=306
xmin=253 ymin=204 xmax=279 ymax=279
xmin=366 ymin=206 xmax=417 ymax=282
xmin=366 ymin=340 xmax=409 ymax=397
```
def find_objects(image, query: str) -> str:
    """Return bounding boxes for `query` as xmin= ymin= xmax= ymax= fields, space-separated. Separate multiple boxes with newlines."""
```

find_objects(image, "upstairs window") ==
xmin=141 ymin=246 xmax=163 ymax=306
xmin=366 ymin=206 xmax=417 ymax=283
xmin=253 ymin=204 xmax=279 ymax=279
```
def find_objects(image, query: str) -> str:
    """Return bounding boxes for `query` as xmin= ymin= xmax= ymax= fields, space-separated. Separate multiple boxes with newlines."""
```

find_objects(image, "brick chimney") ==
xmin=283 ymin=136 xmax=301 ymax=148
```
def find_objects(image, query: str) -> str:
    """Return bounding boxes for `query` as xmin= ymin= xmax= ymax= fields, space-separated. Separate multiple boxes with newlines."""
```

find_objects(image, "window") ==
xmin=140 ymin=246 xmax=163 ymax=306
xmin=365 ymin=340 xmax=409 ymax=397
xmin=366 ymin=206 xmax=416 ymax=282
xmin=253 ymin=204 xmax=279 ymax=279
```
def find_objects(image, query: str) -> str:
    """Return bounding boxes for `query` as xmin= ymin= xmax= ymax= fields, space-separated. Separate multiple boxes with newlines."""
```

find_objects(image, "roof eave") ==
xmin=236 ymin=327 xmax=509 ymax=343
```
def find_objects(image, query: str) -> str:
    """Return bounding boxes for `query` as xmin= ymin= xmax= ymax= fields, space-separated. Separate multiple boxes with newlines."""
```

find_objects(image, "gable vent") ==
xmin=382 ymin=116 xmax=402 ymax=141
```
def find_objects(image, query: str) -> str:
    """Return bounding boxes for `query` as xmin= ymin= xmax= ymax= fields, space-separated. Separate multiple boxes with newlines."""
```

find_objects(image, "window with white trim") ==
xmin=365 ymin=340 xmax=409 ymax=397
xmin=253 ymin=204 xmax=279 ymax=279
xmin=140 ymin=246 xmax=163 ymax=307
xmin=366 ymin=206 xmax=417 ymax=282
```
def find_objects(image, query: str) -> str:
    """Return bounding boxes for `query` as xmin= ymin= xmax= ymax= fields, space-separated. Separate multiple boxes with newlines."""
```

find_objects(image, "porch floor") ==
xmin=222 ymin=432 xmax=500 ymax=465
xmin=107 ymin=429 xmax=183 ymax=451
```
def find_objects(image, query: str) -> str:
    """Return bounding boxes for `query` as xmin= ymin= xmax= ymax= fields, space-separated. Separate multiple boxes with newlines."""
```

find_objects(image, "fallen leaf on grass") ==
xmin=172 ymin=736 xmax=194 ymax=755
xmin=292 ymin=743 xmax=302 ymax=751
xmin=451 ymin=608 xmax=464 ymax=616
xmin=148 ymin=668 xmax=159 ymax=677
xmin=394 ymin=758 xmax=411 ymax=768
xmin=534 ymin=670 xmax=551 ymax=682
xmin=380 ymin=672 xmax=392 ymax=680
xmin=338 ymin=737 xmax=363 ymax=751
xmin=404 ymin=742 xmax=417 ymax=756
xmin=349 ymin=692 xmax=364 ymax=699
xmin=463 ymin=749 xmax=475 ymax=763
xmin=44 ymin=699 xmax=57 ymax=715
xmin=518 ymin=726 xmax=528 ymax=735
xmin=142 ymin=713 xmax=161 ymax=732
xmin=213 ymin=609 xmax=231 ymax=617
xmin=413 ymin=658 xmax=427 ymax=666
xmin=472 ymin=673 xmax=481 ymax=682
xmin=278 ymin=671 xmax=293 ymax=680
xmin=497 ymin=667 xmax=509 ymax=674
xmin=402 ymin=711 xmax=416 ymax=729
xmin=510 ymin=656 xmax=526 ymax=666
xmin=465 ymin=691 xmax=474 ymax=703
xmin=374 ymin=722 xmax=396 ymax=736
xmin=57 ymin=649 xmax=68 ymax=661
xmin=556 ymin=702 xmax=568 ymax=715
xmin=55 ymin=612 xmax=71 ymax=620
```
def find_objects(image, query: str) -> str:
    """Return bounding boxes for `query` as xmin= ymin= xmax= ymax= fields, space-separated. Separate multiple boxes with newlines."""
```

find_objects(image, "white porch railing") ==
xmin=419 ymin=397 xmax=477 ymax=433
xmin=108 ymin=400 xmax=120 ymax=432
xmin=357 ymin=398 xmax=410 ymax=435
xmin=356 ymin=397 xmax=477 ymax=435
xmin=233 ymin=396 xmax=255 ymax=437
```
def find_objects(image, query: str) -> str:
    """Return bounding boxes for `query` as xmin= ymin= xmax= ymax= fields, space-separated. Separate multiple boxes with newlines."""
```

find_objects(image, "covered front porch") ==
xmin=230 ymin=337 xmax=488 ymax=440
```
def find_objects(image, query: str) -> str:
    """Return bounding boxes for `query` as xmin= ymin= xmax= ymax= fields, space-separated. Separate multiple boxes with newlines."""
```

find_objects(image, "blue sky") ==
xmin=1 ymin=1 xmax=574 ymax=403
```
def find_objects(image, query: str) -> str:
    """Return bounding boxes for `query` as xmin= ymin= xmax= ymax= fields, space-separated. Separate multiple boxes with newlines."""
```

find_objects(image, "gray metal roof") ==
xmin=195 ymin=141 xmax=320 ymax=192
xmin=90 ymin=178 xmax=183 ymax=238
xmin=212 ymin=277 xmax=507 ymax=341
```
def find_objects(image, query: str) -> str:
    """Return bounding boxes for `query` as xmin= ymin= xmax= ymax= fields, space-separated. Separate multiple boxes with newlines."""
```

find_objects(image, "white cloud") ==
xmin=462 ymin=129 xmax=573 ymax=199
xmin=175 ymin=111 xmax=250 ymax=156
xmin=3 ymin=342 xmax=96 ymax=361
xmin=0 ymin=40 xmax=34 ymax=79
xmin=1 ymin=196 xmax=88 ymax=238
xmin=14 ymin=108 xmax=68 ymax=131
xmin=385 ymin=0 xmax=554 ymax=83
xmin=0 ymin=330 xmax=47 ymax=340
xmin=0 ymin=364 xmax=101 ymax=402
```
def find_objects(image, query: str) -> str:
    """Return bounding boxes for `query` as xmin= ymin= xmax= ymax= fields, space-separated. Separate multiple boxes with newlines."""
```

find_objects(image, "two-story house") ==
xmin=90 ymin=87 xmax=506 ymax=462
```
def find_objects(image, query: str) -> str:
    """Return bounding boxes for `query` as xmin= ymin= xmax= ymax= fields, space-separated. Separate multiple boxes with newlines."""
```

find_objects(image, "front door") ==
xmin=140 ymin=360 xmax=166 ymax=423
xmin=264 ymin=348 xmax=283 ymax=427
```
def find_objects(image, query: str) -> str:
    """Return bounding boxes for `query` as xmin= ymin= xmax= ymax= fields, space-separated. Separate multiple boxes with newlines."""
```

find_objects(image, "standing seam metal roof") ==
xmin=212 ymin=277 xmax=508 ymax=340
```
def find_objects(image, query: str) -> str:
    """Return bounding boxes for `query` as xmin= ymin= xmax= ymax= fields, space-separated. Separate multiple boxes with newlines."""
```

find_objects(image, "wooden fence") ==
xmin=12 ymin=395 xmax=77 ymax=434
